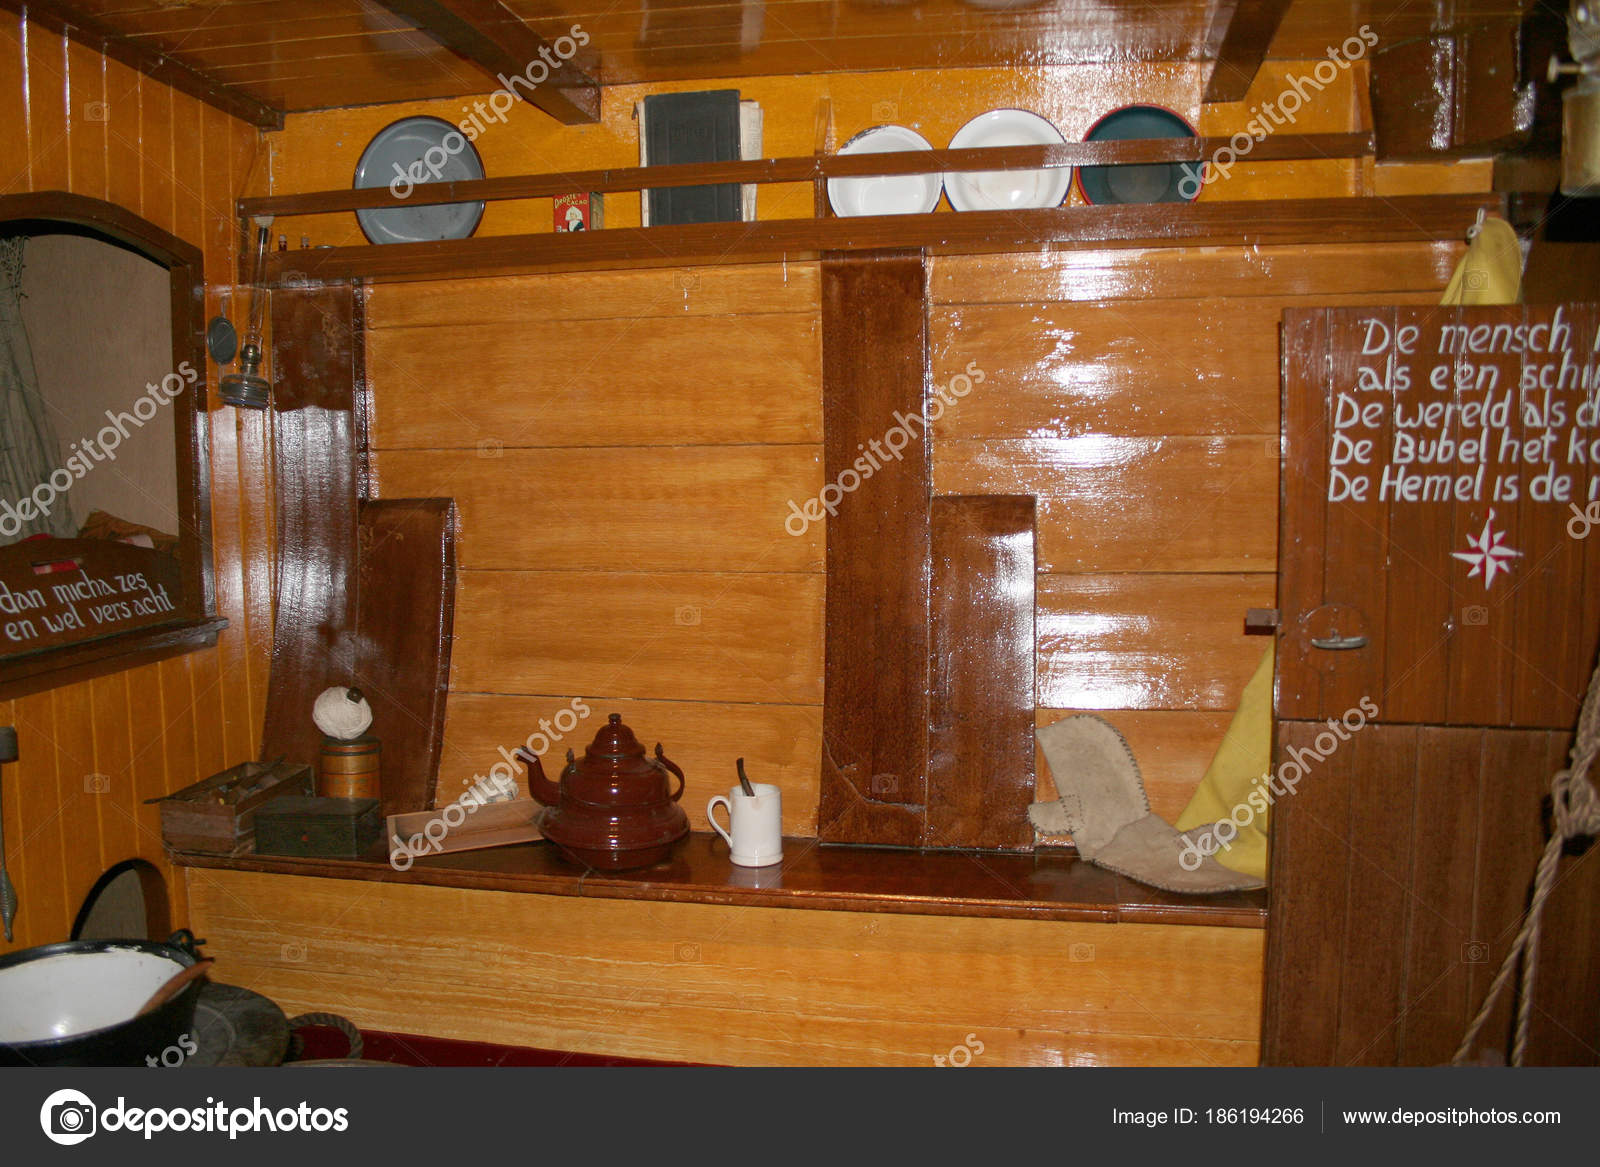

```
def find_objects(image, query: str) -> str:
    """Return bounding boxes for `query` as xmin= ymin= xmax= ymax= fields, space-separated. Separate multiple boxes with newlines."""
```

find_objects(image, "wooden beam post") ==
xmin=1202 ymin=0 xmax=1293 ymax=104
xmin=817 ymin=252 xmax=930 ymax=846
xmin=261 ymin=284 xmax=362 ymax=767
xmin=372 ymin=0 xmax=601 ymax=126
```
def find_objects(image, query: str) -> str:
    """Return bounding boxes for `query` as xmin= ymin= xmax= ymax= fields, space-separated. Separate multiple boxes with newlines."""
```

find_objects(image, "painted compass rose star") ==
xmin=1451 ymin=509 xmax=1522 ymax=590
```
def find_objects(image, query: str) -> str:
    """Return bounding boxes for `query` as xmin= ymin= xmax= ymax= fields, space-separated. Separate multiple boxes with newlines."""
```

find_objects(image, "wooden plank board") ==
xmin=817 ymin=254 xmax=930 ymax=846
xmin=1466 ymin=729 xmax=1558 ymax=1062
xmin=1441 ymin=305 xmax=1520 ymax=726
xmin=85 ymin=674 xmax=135 ymax=877
xmin=931 ymin=298 xmax=1284 ymax=440
xmin=1397 ymin=727 xmax=1483 ymax=1066
xmin=438 ymin=693 xmax=821 ymax=836
xmin=5 ymin=689 xmax=71 ymax=947
xmin=366 ymin=313 xmax=822 ymax=450
xmin=352 ymin=498 xmax=456 ymax=819
xmin=0 ymin=14 xmax=28 ymax=195
xmin=451 ymin=569 xmax=823 ymax=706
xmin=937 ymin=435 xmax=1278 ymax=574
xmin=365 ymin=264 xmax=821 ymax=327
xmin=1332 ymin=723 xmax=1415 ymax=1065
xmin=931 ymin=293 xmax=1447 ymax=442
xmin=243 ymin=132 xmax=1373 ymax=219
xmin=64 ymin=39 xmax=105 ymax=199
xmin=374 ymin=446 xmax=823 ymax=574
xmin=930 ymin=242 xmax=1461 ymax=305
xmin=1525 ymin=732 xmax=1600 ymax=1065
xmin=261 ymin=197 xmax=1500 ymax=287
xmin=1512 ymin=303 xmax=1599 ymax=728
xmin=261 ymin=284 xmax=361 ymax=772
xmin=1260 ymin=718 xmax=1361 ymax=1065
xmin=927 ymin=496 xmax=1035 ymax=850
xmin=24 ymin=19 xmax=68 ymax=192
xmin=186 ymin=868 xmax=1265 ymax=1066
xmin=1318 ymin=307 xmax=1390 ymax=716
xmin=1381 ymin=310 xmax=1460 ymax=723
xmin=1036 ymin=572 xmax=1275 ymax=711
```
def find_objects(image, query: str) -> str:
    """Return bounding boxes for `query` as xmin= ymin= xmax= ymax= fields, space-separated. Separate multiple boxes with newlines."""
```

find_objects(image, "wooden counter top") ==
xmin=173 ymin=832 xmax=1267 ymax=928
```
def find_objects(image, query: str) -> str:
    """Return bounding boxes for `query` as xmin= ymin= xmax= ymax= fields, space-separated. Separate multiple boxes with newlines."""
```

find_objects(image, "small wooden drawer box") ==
xmin=254 ymin=796 xmax=382 ymax=859
xmin=152 ymin=761 xmax=314 ymax=856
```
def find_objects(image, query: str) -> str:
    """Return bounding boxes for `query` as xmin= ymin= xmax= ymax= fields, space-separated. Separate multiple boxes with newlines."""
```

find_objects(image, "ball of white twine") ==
xmin=313 ymin=686 xmax=373 ymax=740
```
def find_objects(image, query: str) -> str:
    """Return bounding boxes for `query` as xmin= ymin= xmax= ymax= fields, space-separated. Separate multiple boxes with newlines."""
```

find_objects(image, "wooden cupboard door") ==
xmin=1277 ymin=304 xmax=1600 ymax=729
xmin=1268 ymin=304 xmax=1600 ymax=1067
xmin=1262 ymin=723 xmax=1600 ymax=1066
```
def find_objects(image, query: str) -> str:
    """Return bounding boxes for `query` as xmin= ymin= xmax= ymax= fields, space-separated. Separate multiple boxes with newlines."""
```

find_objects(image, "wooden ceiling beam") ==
xmin=2 ymin=0 xmax=284 ymax=129
xmin=1203 ymin=0 xmax=1294 ymax=103
xmin=372 ymin=0 xmax=600 ymax=125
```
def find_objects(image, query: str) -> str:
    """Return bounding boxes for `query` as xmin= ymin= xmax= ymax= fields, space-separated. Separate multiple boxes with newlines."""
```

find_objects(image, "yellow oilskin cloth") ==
xmin=1439 ymin=215 xmax=1522 ymax=306
xmin=1175 ymin=645 xmax=1273 ymax=880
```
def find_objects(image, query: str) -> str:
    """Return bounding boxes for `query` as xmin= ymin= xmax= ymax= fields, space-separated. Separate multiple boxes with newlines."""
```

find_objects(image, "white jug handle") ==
xmin=707 ymin=795 xmax=734 ymax=848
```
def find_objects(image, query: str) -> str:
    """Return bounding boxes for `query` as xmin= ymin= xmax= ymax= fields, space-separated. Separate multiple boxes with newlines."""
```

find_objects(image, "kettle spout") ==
xmin=514 ymin=746 xmax=562 ymax=807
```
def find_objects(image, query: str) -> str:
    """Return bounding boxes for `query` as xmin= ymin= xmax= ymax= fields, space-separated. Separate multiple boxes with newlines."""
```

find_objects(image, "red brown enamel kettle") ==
xmin=515 ymin=714 xmax=689 ymax=870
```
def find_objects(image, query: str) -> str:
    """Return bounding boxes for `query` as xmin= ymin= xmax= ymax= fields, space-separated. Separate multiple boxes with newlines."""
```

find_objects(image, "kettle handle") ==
xmin=653 ymin=744 xmax=685 ymax=802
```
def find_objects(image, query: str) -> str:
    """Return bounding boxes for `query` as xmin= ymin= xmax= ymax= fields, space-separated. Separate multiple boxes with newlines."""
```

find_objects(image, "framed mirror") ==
xmin=0 ymin=192 xmax=222 ymax=698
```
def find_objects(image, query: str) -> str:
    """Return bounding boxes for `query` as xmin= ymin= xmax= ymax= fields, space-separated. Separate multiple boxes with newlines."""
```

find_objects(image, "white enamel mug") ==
xmin=707 ymin=783 xmax=782 ymax=867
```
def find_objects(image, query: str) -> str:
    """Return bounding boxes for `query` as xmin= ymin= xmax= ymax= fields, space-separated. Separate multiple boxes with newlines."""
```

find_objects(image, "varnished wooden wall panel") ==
xmin=0 ymin=13 xmax=269 ymax=954
xmin=366 ymin=312 xmax=821 ymax=450
xmin=452 ymin=570 xmax=823 ymax=704
xmin=362 ymin=236 xmax=1468 ymax=847
xmin=363 ymin=266 xmax=825 ymax=816
xmin=1263 ymin=722 xmax=1600 ymax=1066
xmin=932 ymin=242 xmax=1464 ymax=305
xmin=376 ymin=446 xmax=823 ymax=574
xmin=1036 ymin=573 xmax=1276 ymax=711
xmin=185 ymin=868 xmax=1264 ymax=1067
xmin=931 ymin=241 xmax=1458 ymax=824
xmin=937 ymin=436 xmax=1280 ymax=574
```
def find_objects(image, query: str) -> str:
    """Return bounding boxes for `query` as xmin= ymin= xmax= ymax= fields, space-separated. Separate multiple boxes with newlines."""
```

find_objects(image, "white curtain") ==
xmin=0 ymin=236 xmax=73 ymax=540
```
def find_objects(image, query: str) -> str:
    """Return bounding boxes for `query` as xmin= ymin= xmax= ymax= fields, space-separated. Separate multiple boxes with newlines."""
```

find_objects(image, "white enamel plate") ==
xmin=827 ymin=125 xmax=943 ymax=217
xmin=944 ymin=109 xmax=1070 ymax=212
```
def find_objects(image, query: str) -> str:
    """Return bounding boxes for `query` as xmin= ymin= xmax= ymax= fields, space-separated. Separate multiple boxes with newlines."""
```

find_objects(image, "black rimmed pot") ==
xmin=0 ymin=930 xmax=206 ymax=1067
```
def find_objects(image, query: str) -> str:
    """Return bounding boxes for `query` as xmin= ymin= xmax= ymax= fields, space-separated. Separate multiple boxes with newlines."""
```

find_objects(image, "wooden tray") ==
xmin=387 ymin=798 xmax=542 ymax=862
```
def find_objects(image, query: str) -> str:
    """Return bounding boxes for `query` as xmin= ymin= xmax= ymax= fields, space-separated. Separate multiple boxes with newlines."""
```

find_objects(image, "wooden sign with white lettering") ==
xmin=1279 ymin=303 xmax=1600 ymax=728
xmin=0 ymin=537 xmax=184 ymax=656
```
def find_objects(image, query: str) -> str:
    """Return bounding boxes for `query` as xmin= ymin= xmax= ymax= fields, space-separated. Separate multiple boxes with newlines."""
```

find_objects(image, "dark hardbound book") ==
xmin=643 ymin=89 xmax=741 ymax=225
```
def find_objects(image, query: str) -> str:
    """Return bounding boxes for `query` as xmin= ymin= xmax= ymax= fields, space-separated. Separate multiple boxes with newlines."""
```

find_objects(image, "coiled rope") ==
xmin=1453 ymin=661 xmax=1600 ymax=1066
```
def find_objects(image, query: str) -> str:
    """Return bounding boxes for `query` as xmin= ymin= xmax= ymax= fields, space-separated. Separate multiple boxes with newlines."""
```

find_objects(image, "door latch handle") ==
xmin=1310 ymin=633 xmax=1368 ymax=651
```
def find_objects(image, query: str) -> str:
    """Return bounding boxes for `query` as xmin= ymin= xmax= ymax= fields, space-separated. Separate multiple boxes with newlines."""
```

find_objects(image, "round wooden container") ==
xmin=318 ymin=735 xmax=381 ymax=801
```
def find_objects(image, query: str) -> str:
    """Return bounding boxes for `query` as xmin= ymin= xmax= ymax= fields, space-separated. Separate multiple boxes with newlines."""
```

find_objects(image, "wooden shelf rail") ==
xmin=238 ymin=132 xmax=1375 ymax=218
xmin=260 ymin=193 xmax=1502 ymax=285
